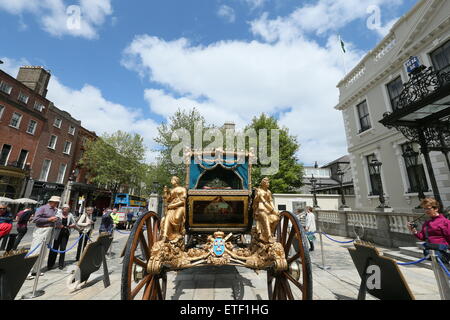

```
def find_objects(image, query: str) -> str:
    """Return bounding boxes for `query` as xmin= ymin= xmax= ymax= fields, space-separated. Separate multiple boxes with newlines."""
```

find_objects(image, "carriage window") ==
xmin=278 ymin=205 xmax=287 ymax=211
xmin=197 ymin=166 xmax=243 ymax=189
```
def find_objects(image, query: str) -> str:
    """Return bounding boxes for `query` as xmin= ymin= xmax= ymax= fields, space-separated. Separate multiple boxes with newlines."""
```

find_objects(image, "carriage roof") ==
xmin=185 ymin=150 xmax=254 ymax=191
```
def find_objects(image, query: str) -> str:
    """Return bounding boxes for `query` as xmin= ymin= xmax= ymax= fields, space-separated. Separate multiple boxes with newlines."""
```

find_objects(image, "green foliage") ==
xmin=246 ymin=114 xmax=303 ymax=193
xmin=153 ymin=108 xmax=214 ymax=188
xmin=80 ymin=131 xmax=148 ymax=196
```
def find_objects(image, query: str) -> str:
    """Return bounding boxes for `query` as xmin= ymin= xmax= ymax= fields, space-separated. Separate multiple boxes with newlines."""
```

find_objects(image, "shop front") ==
xmin=30 ymin=180 xmax=65 ymax=206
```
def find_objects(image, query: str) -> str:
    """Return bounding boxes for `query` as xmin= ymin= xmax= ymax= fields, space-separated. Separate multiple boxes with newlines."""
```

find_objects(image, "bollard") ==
xmin=22 ymin=237 xmax=48 ymax=299
xmin=318 ymin=225 xmax=330 ymax=270
xmin=430 ymin=250 xmax=450 ymax=300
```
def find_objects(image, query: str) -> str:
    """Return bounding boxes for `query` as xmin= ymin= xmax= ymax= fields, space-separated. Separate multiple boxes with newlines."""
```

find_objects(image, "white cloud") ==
xmin=0 ymin=0 xmax=113 ymax=39
xmin=243 ymin=0 xmax=266 ymax=10
xmin=122 ymin=33 xmax=364 ymax=165
xmin=217 ymin=5 xmax=236 ymax=23
xmin=250 ymin=0 xmax=403 ymax=41
xmin=1 ymin=57 xmax=159 ymax=162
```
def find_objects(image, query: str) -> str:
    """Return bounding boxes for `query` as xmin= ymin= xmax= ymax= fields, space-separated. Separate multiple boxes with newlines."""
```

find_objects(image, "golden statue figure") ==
xmin=253 ymin=177 xmax=280 ymax=243
xmin=161 ymin=176 xmax=187 ymax=242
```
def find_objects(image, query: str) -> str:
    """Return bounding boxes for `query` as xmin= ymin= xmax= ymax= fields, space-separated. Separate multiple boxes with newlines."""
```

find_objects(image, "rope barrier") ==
xmin=436 ymin=257 xmax=450 ymax=278
xmin=47 ymin=234 xmax=84 ymax=254
xmin=397 ymin=256 xmax=429 ymax=266
xmin=25 ymin=243 xmax=42 ymax=257
xmin=320 ymin=232 xmax=356 ymax=244
xmin=115 ymin=229 xmax=132 ymax=234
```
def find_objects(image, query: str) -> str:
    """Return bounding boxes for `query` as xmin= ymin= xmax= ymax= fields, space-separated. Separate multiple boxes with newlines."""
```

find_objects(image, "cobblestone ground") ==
xmin=14 ymin=230 xmax=442 ymax=300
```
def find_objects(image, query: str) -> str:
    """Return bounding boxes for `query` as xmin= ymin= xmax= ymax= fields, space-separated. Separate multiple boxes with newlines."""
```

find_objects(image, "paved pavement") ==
xmin=12 ymin=230 xmax=443 ymax=300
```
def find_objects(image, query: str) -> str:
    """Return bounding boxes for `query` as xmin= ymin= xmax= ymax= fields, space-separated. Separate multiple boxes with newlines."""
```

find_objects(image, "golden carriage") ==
xmin=121 ymin=150 xmax=312 ymax=300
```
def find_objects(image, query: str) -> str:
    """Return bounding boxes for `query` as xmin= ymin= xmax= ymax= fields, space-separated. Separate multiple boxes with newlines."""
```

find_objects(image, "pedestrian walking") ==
xmin=126 ymin=209 xmax=134 ymax=230
xmin=75 ymin=206 xmax=95 ymax=261
xmin=47 ymin=204 xmax=78 ymax=270
xmin=12 ymin=206 xmax=34 ymax=250
xmin=27 ymin=196 xmax=60 ymax=280
xmin=304 ymin=206 xmax=317 ymax=252
xmin=99 ymin=208 xmax=114 ymax=235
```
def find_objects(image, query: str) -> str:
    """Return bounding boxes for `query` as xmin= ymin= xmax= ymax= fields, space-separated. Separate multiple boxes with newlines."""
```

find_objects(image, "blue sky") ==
xmin=0 ymin=0 xmax=417 ymax=166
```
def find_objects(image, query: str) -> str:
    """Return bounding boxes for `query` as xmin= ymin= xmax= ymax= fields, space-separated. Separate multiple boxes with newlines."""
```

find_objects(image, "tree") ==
xmin=80 ymin=131 xmax=147 ymax=205
xmin=153 ymin=108 xmax=214 ymax=188
xmin=245 ymin=114 xmax=303 ymax=193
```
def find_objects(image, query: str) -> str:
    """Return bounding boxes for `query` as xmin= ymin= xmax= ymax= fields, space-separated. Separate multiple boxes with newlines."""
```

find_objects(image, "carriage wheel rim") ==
xmin=121 ymin=211 xmax=167 ymax=300
xmin=267 ymin=211 xmax=313 ymax=300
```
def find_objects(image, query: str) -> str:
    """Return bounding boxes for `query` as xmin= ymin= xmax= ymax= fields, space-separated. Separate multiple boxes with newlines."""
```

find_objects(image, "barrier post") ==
xmin=430 ymin=250 xmax=450 ymax=300
xmin=22 ymin=237 xmax=48 ymax=299
xmin=318 ymin=224 xmax=330 ymax=270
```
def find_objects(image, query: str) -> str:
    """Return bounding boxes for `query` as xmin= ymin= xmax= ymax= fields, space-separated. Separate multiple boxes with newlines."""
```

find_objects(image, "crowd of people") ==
xmin=0 ymin=197 xmax=135 ymax=280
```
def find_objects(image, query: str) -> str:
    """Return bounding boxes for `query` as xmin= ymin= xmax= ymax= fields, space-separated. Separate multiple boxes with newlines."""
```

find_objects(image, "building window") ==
xmin=34 ymin=102 xmax=45 ymax=112
xmin=17 ymin=149 xmax=28 ymax=169
xmin=386 ymin=76 xmax=403 ymax=111
xmin=0 ymin=81 xmax=12 ymax=95
xmin=57 ymin=163 xmax=67 ymax=184
xmin=357 ymin=101 xmax=371 ymax=133
xmin=18 ymin=92 xmax=29 ymax=104
xmin=431 ymin=39 xmax=450 ymax=74
xmin=26 ymin=120 xmax=37 ymax=135
xmin=0 ymin=144 xmax=12 ymax=166
xmin=63 ymin=141 xmax=72 ymax=155
xmin=54 ymin=118 xmax=62 ymax=128
xmin=9 ymin=112 xmax=22 ymax=129
xmin=48 ymin=135 xmax=58 ymax=149
xmin=367 ymin=154 xmax=381 ymax=196
xmin=0 ymin=105 xmax=4 ymax=120
xmin=39 ymin=159 xmax=52 ymax=182
xmin=401 ymin=143 xmax=429 ymax=193
xmin=68 ymin=125 xmax=75 ymax=135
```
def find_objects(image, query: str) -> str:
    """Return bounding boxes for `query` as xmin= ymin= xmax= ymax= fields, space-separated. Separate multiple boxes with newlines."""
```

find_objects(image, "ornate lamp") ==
xmin=369 ymin=158 xmax=390 ymax=209
xmin=310 ymin=174 xmax=319 ymax=208
xmin=336 ymin=168 xmax=348 ymax=209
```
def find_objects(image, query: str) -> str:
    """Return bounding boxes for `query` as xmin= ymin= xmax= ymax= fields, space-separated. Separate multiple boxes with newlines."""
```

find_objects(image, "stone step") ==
xmin=399 ymin=246 xmax=425 ymax=259
xmin=383 ymin=250 xmax=432 ymax=270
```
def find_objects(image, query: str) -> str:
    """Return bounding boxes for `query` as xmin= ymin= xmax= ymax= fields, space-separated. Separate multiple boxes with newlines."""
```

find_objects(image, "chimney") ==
xmin=16 ymin=66 xmax=51 ymax=98
xmin=222 ymin=122 xmax=236 ymax=132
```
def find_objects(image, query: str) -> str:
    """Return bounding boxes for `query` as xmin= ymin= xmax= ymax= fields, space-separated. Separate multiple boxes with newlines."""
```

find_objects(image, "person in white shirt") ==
xmin=304 ymin=206 xmax=317 ymax=252
xmin=75 ymin=206 xmax=95 ymax=261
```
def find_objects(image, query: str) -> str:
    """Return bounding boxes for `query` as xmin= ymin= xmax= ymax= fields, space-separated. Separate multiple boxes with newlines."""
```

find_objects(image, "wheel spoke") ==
xmin=284 ymin=228 xmax=295 ymax=252
xmin=139 ymin=233 xmax=150 ymax=260
xmin=267 ymin=273 xmax=274 ymax=299
xmin=153 ymin=219 xmax=159 ymax=243
xmin=143 ymin=277 xmax=155 ymax=300
xmin=146 ymin=218 xmax=153 ymax=248
xmin=131 ymin=275 xmax=151 ymax=299
xmin=283 ymin=271 xmax=304 ymax=293
xmin=281 ymin=216 xmax=289 ymax=246
xmin=155 ymin=278 xmax=163 ymax=300
xmin=287 ymin=252 xmax=301 ymax=265
xmin=133 ymin=257 xmax=147 ymax=268
xmin=281 ymin=277 xmax=294 ymax=300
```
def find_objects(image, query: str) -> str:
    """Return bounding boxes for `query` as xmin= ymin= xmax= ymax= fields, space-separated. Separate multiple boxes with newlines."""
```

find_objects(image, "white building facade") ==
xmin=336 ymin=0 xmax=450 ymax=212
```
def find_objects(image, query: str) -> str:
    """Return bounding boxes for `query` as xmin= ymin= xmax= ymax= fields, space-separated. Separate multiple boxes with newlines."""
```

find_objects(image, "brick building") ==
xmin=0 ymin=65 xmax=109 ymax=207
xmin=28 ymin=102 xmax=82 ymax=204
xmin=0 ymin=67 xmax=51 ymax=199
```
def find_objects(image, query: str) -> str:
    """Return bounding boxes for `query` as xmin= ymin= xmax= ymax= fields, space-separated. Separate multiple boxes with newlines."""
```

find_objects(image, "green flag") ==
xmin=339 ymin=36 xmax=346 ymax=53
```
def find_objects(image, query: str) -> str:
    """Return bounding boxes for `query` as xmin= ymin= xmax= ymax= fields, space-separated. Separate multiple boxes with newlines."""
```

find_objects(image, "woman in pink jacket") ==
xmin=408 ymin=198 xmax=450 ymax=263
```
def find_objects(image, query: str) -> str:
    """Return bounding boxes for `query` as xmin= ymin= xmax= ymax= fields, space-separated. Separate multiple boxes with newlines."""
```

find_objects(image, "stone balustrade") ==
xmin=315 ymin=210 xmax=424 ymax=248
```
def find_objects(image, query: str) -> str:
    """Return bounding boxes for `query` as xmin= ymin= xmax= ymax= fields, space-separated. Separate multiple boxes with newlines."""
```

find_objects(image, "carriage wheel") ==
xmin=121 ymin=211 xmax=167 ymax=300
xmin=267 ymin=211 xmax=313 ymax=300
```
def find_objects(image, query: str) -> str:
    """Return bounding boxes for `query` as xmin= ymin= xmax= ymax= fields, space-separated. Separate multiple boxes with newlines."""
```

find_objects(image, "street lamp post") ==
xmin=402 ymin=145 xmax=425 ymax=208
xmin=310 ymin=175 xmax=319 ymax=208
xmin=369 ymin=158 xmax=391 ymax=209
xmin=336 ymin=168 xmax=349 ymax=209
